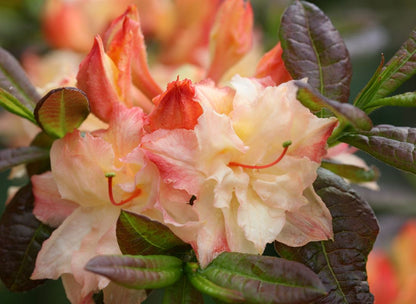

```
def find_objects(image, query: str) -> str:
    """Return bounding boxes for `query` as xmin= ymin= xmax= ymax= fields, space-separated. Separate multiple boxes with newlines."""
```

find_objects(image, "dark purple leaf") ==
xmin=34 ymin=87 xmax=90 ymax=138
xmin=116 ymin=210 xmax=189 ymax=256
xmin=0 ymin=146 xmax=49 ymax=173
xmin=296 ymin=81 xmax=372 ymax=131
xmin=0 ymin=47 xmax=40 ymax=111
xmin=275 ymin=168 xmax=379 ymax=304
xmin=340 ymin=124 xmax=416 ymax=173
xmin=85 ymin=254 xmax=183 ymax=290
xmin=0 ymin=184 xmax=53 ymax=291
xmin=187 ymin=253 xmax=326 ymax=304
xmin=280 ymin=1 xmax=352 ymax=103
xmin=162 ymin=275 xmax=204 ymax=304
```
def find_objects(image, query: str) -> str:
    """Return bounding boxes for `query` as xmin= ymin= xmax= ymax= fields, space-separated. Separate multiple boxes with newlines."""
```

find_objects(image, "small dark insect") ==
xmin=188 ymin=195 xmax=197 ymax=206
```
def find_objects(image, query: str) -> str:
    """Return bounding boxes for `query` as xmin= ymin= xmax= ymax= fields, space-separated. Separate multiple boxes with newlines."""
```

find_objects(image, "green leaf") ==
xmin=280 ymin=1 xmax=352 ymax=103
xmin=0 ymin=88 xmax=37 ymax=123
xmin=275 ymin=168 xmax=379 ymax=304
xmin=296 ymin=81 xmax=372 ymax=131
xmin=162 ymin=274 xmax=204 ymax=304
xmin=34 ymin=87 xmax=90 ymax=138
xmin=0 ymin=146 xmax=49 ymax=172
xmin=0 ymin=47 xmax=40 ymax=111
xmin=321 ymin=160 xmax=379 ymax=184
xmin=185 ymin=262 xmax=245 ymax=303
xmin=363 ymin=92 xmax=416 ymax=113
xmin=0 ymin=184 xmax=54 ymax=291
xmin=116 ymin=210 xmax=189 ymax=256
xmin=340 ymin=124 xmax=416 ymax=174
xmin=355 ymin=28 xmax=416 ymax=110
xmin=85 ymin=255 xmax=183 ymax=290
xmin=187 ymin=253 xmax=326 ymax=304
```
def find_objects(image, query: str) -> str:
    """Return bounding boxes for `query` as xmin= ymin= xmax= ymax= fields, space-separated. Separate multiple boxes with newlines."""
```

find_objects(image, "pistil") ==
xmin=229 ymin=140 xmax=292 ymax=169
xmin=105 ymin=172 xmax=142 ymax=206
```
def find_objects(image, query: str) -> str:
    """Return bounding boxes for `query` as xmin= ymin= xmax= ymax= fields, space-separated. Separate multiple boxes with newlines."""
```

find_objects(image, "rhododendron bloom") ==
xmin=30 ymin=105 xmax=159 ymax=303
xmin=77 ymin=0 xmax=257 ymax=123
xmin=142 ymin=76 xmax=337 ymax=267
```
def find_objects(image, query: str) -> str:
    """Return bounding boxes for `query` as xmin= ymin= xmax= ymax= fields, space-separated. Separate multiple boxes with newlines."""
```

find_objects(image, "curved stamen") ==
xmin=105 ymin=172 xmax=142 ymax=206
xmin=229 ymin=140 xmax=292 ymax=169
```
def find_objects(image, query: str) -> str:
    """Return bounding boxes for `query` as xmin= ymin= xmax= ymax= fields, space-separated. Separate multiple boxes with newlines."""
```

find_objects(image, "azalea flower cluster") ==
xmin=27 ymin=0 xmax=338 ymax=302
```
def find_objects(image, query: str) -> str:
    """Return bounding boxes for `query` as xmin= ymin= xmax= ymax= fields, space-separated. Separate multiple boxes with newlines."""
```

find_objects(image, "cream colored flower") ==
xmin=143 ymin=76 xmax=337 ymax=267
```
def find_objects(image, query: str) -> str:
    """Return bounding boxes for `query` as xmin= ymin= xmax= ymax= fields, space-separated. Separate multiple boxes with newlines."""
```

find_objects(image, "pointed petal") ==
xmin=107 ymin=6 xmax=163 ymax=101
xmin=77 ymin=36 xmax=121 ymax=122
xmin=103 ymin=5 xmax=161 ymax=108
xmin=255 ymin=43 xmax=292 ymax=85
xmin=146 ymin=79 xmax=203 ymax=132
xmin=207 ymin=0 xmax=253 ymax=82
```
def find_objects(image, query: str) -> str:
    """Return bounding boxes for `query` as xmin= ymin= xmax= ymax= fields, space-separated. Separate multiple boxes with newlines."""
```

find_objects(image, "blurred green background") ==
xmin=0 ymin=0 xmax=415 ymax=303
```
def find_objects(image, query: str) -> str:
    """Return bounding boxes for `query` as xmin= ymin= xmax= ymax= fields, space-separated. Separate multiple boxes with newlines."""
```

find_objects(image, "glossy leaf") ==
xmin=34 ymin=87 xmax=90 ymax=138
xmin=0 ymin=88 xmax=37 ymax=124
xmin=117 ymin=210 xmax=189 ymax=256
xmin=162 ymin=275 xmax=204 ymax=304
xmin=0 ymin=47 xmax=40 ymax=111
xmin=85 ymin=255 xmax=183 ymax=290
xmin=185 ymin=262 xmax=245 ymax=303
xmin=321 ymin=160 xmax=379 ymax=183
xmin=187 ymin=253 xmax=326 ymax=304
xmin=275 ymin=168 xmax=379 ymax=304
xmin=296 ymin=81 xmax=372 ymax=131
xmin=355 ymin=28 xmax=416 ymax=110
xmin=0 ymin=146 xmax=49 ymax=173
xmin=0 ymin=184 xmax=53 ymax=291
xmin=280 ymin=1 xmax=352 ymax=103
xmin=340 ymin=124 xmax=416 ymax=174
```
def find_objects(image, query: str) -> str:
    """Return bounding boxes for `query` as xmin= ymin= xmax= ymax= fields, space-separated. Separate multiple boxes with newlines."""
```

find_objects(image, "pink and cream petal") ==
xmin=31 ymin=172 xmax=78 ymax=228
xmin=275 ymin=186 xmax=333 ymax=247
xmin=103 ymin=282 xmax=147 ymax=304
xmin=142 ymin=128 xmax=203 ymax=195
xmin=61 ymin=274 xmax=95 ymax=304
xmin=51 ymin=131 xmax=115 ymax=207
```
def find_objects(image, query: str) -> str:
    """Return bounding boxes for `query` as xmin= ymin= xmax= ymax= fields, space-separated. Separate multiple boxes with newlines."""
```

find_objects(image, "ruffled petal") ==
xmin=142 ymin=128 xmax=202 ymax=195
xmin=275 ymin=186 xmax=333 ymax=246
xmin=32 ymin=206 xmax=120 ymax=299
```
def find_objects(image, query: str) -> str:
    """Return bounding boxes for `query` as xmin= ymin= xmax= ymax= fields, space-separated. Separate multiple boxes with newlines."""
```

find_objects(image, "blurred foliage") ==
xmin=0 ymin=0 xmax=45 ymax=56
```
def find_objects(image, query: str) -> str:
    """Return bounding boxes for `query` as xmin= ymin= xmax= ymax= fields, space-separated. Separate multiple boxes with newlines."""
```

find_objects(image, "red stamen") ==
xmin=105 ymin=173 xmax=142 ymax=206
xmin=229 ymin=141 xmax=292 ymax=170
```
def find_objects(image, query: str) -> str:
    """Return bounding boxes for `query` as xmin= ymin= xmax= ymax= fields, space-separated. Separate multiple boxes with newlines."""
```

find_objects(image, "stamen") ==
xmin=229 ymin=140 xmax=292 ymax=170
xmin=105 ymin=172 xmax=142 ymax=206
